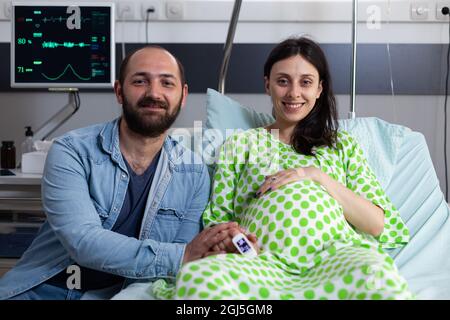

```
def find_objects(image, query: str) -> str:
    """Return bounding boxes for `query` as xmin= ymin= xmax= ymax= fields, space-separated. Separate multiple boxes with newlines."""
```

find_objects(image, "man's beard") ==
xmin=122 ymin=93 xmax=182 ymax=138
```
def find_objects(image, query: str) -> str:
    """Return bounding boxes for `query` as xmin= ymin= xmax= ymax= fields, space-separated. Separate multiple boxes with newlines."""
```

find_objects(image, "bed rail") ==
xmin=349 ymin=0 xmax=358 ymax=119
xmin=218 ymin=0 xmax=242 ymax=94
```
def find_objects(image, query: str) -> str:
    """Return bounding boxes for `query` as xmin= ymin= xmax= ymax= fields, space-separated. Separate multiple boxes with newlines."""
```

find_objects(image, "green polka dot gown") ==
xmin=152 ymin=128 xmax=413 ymax=300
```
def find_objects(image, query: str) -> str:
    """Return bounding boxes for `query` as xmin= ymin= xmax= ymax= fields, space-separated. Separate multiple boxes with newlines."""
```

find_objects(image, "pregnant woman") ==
xmin=153 ymin=37 xmax=413 ymax=300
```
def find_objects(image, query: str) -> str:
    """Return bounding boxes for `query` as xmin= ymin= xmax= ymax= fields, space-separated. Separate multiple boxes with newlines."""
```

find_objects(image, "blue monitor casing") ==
xmin=11 ymin=2 xmax=115 ymax=88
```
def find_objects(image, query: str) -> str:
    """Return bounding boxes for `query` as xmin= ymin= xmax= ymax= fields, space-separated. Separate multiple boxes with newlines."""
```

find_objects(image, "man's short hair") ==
xmin=118 ymin=45 xmax=186 ymax=87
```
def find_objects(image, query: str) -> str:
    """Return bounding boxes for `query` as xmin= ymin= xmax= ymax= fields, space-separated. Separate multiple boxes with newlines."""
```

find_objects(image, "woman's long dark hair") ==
xmin=264 ymin=37 xmax=338 ymax=155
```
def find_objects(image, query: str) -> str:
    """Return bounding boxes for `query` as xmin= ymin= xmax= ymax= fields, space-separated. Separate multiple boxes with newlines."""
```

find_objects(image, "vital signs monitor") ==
xmin=11 ymin=2 xmax=115 ymax=88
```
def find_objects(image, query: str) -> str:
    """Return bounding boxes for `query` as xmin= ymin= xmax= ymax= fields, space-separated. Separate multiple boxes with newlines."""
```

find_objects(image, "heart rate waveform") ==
xmin=42 ymin=41 xmax=91 ymax=48
xmin=41 ymin=64 xmax=91 ymax=81
xmin=41 ymin=16 xmax=91 ymax=23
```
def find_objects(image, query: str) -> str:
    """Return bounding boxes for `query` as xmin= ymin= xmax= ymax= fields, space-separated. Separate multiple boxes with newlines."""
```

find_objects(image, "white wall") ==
xmin=0 ymin=0 xmax=449 ymax=193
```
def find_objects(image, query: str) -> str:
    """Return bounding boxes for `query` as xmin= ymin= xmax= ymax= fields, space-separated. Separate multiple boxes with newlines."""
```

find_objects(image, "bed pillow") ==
xmin=202 ymin=88 xmax=274 ymax=170
xmin=205 ymin=88 xmax=274 ymax=134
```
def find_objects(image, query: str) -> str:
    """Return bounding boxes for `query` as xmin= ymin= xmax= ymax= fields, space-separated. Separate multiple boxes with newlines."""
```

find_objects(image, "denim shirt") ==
xmin=0 ymin=118 xmax=210 ymax=299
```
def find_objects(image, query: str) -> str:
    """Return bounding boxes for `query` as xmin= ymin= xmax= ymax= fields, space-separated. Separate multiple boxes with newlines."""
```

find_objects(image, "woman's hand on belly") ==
xmin=255 ymin=166 xmax=322 ymax=197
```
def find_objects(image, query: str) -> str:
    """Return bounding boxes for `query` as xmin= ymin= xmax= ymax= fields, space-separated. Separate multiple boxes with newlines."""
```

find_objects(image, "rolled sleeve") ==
xmin=155 ymin=242 xmax=187 ymax=278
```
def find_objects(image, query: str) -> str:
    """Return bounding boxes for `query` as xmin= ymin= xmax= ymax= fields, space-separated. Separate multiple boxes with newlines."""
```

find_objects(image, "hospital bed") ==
xmin=114 ymin=0 xmax=450 ymax=299
xmin=204 ymin=0 xmax=450 ymax=299
xmin=178 ymin=89 xmax=450 ymax=300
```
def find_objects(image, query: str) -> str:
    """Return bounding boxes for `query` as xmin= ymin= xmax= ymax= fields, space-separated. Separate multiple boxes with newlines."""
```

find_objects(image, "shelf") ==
xmin=0 ymin=169 xmax=42 ymax=185
xmin=0 ymin=199 xmax=43 ymax=212
xmin=0 ymin=172 xmax=43 ymax=271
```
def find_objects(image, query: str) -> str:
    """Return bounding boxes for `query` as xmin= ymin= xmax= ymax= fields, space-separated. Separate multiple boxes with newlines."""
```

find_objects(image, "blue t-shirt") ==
xmin=47 ymin=151 xmax=160 ymax=291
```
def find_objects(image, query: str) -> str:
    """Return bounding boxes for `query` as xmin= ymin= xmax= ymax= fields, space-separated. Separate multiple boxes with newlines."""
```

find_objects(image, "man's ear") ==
xmin=181 ymin=84 xmax=188 ymax=109
xmin=114 ymin=80 xmax=123 ymax=105
xmin=264 ymin=76 xmax=270 ymax=95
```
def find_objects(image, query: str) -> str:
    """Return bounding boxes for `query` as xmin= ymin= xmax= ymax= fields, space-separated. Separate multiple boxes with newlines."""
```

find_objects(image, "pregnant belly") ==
xmin=240 ymin=179 xmax=350 ymax=256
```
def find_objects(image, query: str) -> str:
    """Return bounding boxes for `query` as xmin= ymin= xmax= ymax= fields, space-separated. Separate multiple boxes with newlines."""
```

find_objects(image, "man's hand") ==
xmin=182 ymin=222 xmax=240 ymax=264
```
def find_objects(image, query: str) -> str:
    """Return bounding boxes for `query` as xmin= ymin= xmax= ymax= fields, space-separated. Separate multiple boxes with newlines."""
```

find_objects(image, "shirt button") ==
xmin=122 ymin=174 xmax=127 ymax=179
xmin=113 ymin=207 xmax=118 ymax=212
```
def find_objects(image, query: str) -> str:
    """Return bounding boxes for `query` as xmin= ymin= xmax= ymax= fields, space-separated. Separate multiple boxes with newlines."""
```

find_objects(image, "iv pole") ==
xmin=349 ymin=0 xmax=358 ymax=119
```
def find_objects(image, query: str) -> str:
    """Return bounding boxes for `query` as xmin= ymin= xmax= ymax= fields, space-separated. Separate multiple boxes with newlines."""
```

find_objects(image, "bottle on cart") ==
xmin=21 ymin=126 xmax=35 ymax=156
xmin=1 ymin=141 xmax=16 ymax=169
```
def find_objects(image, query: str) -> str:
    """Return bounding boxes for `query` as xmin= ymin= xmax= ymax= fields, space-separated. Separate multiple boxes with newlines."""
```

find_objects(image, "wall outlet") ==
xmin=166 ymin=1 xmax=184 ymax=20
xmin=117 ymin=1 xmax=136 ymax=21
xmin=410 ymin=2 xmax=429 ymax=21
xmin=436 ymin=1 xmax=450 ymax=20
xmin=141 ymin=2 xmax=159 ymax=21
xmin=0 ymin=0 xmax=12 ymax=20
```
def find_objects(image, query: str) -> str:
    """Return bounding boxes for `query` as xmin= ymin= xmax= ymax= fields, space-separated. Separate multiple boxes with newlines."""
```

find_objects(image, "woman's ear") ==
xmin=316 ymin=80 xmax=323 ymax=99
xmin=264 ymin=76 xmax=270 ymax=95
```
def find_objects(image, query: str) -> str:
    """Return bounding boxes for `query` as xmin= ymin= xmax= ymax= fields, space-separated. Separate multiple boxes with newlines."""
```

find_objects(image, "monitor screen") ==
xmin=11 ymin=2 xmax=115 ymax=88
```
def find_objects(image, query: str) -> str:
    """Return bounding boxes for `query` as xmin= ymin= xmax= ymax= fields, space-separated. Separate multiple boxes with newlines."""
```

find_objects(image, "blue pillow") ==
xmin=205 ymin=88 xmax=274 ymax=134
xmin=202 ymin=88 xmax=274 ymax=172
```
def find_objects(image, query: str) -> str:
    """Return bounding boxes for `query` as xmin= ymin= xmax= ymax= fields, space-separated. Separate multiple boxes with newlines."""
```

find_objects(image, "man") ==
xmin=0 ymin=46 xmax=238 ymax=300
